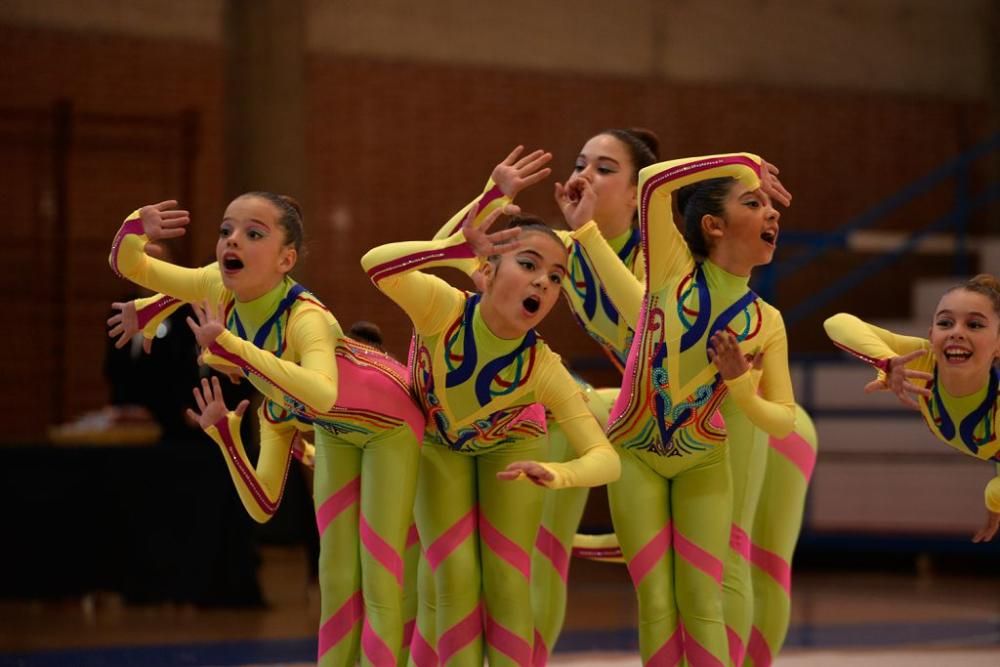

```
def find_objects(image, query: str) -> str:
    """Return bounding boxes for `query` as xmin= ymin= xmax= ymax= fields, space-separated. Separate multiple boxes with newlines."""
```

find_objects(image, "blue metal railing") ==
xmin=754 ymin=132 xmax=1000 ymax=324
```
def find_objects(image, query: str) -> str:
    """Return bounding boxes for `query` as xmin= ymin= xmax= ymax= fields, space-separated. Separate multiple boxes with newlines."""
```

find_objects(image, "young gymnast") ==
xmin=361 ymin=186 xmax=620 ymax=666
xmin=824 ymin=273 xmax=1000 ymax=542
xmin=108 ymin=195 xmax=422 ymax=666
xmin=565 ymin=152 xmax=796 ymax=665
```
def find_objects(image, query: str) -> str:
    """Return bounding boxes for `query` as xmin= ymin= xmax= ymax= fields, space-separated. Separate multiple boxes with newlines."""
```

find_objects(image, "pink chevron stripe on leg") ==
xmin=535 ymin=525 xmax=569 ymax=584
xmin=645 ymin=626 xmax=683 ymax=667
xmin=409 ymin=628 xmax=438 ymax=667
xmin=770 ymin=432 xmax=816 ymax=481
xmin=747 ymin=626 xmax=773 ymax=667
xmin=360 ymin=514 xmax=405 ymax=588
xmin=479 ymin=509 xmax=531 ymax=579
xmin=750 ymin=543 xmax=791 ymax=596
xmin=485 ymin=613 xmax=532 ymax=666
xmin=727 ymin=625 xmax=746 ymax=666
xmin=402 ymin=620 xmax=415 ymax=652
xmin=729 ymin=523 xmax=751 ymax=561
xmin=626 ymin=523 xmax=672 ymax=586
xmin=407 ymin=523 xmax=421 ymax=549
xmin=673 ymin=527 xmax=724 ymax=585
xmin=682 ymin=632 xmax=725 ymax=667
xmin=316 ymin=476 xmax=361 ymax=536
xmin=437 ymin=604 xmax=483 ymax=664
xmin=318 ymin=590 xmax=363 ymax=659
xmin=532 ymin=629 xmax=549 ymax=667
xmin=362 ymin=616 xmax=397 ymax=667
xmin=424 ymin=507 xmax=477 ymax=572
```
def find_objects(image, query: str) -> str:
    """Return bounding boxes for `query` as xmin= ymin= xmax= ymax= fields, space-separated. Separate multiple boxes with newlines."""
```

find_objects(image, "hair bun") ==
xmin=627 ymin=128 xmax=661 ymax=160
xmin=279 ymin=195 xmax=304 ymax=220
xmin=969 ymin=273 xmax=1000 ymax=292
xmin=348 ymin=320 xmax=384 ymax=347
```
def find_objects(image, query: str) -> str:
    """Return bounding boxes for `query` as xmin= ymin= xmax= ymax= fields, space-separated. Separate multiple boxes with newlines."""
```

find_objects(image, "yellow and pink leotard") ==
xmin=362 ymin=228 xmax=620 ymax=667
xmin=570 ymin=153 xmax=796 ymax=667
xmin=111 ymin=215 xmax=422 ymax=667
xmin=825 ymin=313 xmax=1000 ymax=511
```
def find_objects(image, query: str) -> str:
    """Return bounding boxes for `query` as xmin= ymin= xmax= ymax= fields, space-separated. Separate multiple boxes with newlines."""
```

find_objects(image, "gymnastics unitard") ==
xmin=824 ymin=313 xmax=1000 ymax=508
xmin=431 ymin=182 xmax=643 ymax=663
xmin=362 ymin=230 xmax=620 ymax=666
xmin=114 ymin=220 xmax=422 ymax=666
xmin=572 ymin=154 xmax=796 ymax=666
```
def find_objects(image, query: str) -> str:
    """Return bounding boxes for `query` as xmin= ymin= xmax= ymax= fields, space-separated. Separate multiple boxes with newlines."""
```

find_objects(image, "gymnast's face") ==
xmin=480 ymin=230 xmax=567 ymax=338
xmin=567 ymin=134 xmax=638 ymax=232
xmin=216 ymin=195 xmax=297 ymax=301
xmin=929 ymin=290 xmax=1000 ymax=379
xmin=706 ymin=182 xmax=780 ymax=272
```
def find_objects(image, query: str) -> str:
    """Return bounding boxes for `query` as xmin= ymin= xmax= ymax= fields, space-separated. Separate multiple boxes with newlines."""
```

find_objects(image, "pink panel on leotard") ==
xmin=627 ymin=522 xmax=672 ymax=586
xmin=485 ymin=613 xmax=533 ymax=666
xmin=479 ymin=510 xmax=531 ymax=580
xmin=317 ymin=590 xmax=363 ymax=659
xmin=424 ymin=507 xmax=477 ymax=572
xmin=334 ymin=354 xmax=425 ymax=439
xmin=315 ymin=476 xmax=360 ymax=536
xmin=360 ymin=514 xmax=405 ymax=588
xmin=674 ymin=528 xmax=724 ymax=585
xmin=770 ymin=431 xmax=816 ymax=481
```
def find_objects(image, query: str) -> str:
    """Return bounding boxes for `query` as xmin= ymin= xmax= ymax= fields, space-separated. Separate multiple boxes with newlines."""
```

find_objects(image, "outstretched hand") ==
xmin=187 ymin=375 xmax=250 ymax=430
xmin=139 ymin=200 xmax=190 ymax=242
xmin=759 ymin=160 xmax=792 ymax=208
xmin=186 ymin=300 xmax=227 ymax=349
xmin=107 ymin=301 xmax=154 ymax=354
xmin=463 ymin=204 xmax=523 ymax=258
xmin=863 ymin=349 xmax=932 ymax=410
xmin=972 ymin=510 xmax=1000 ymax=543
xmin=497 ymin=460 xmax=555 ymax=486
xmin=491 ymin=146 xmax=552 ymax=198
xmin=554 ymin=177 xmax=597 ymax=230
xmin=708 ymin=331 xmax=762 ymax=381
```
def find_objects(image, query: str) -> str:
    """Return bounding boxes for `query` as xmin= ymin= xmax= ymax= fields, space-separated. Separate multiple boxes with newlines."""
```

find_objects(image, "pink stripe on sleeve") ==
xmin=109 ymin=216 xmax=145 ymax=277
xmin=366 ymin=243 xmax=477 ymax=283
xmin=135 ymin=294 xmax=181 ymax=329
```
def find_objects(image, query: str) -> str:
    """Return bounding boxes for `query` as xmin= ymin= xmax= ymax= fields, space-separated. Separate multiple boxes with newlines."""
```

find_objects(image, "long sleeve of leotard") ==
xmin=361 ymin=230 xmax=477 ymax=335
xmin=425 ymin=179 xmax=512 ymax=277
xmin=638 ymin=153 xmax=763 ymax=293
xmin=724 ymin=305 xmax=797 ymax=437
xmin=533 ymin=357 xmax=621 ymax=489
xmin=134 ymin=293 xmax=185 ymax=339
xmin=203 ymin=307 xmax=338 ymax=414
xmin=202 ymin=408 xmax=298 ymax=523
xmin=985 ymin=469 xmax=1000 ymax=513
xmin=111 ymin=216 xmax=338 ymax=413
xmin=567 ymin=222 xmax=644 ymax=330
xmin=823 ymin=313 xmax=932 ymax=372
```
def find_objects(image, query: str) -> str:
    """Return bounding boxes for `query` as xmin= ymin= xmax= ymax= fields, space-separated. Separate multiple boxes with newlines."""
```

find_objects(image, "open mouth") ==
xmin=522 ymin=295 xmax=541 ymax=315
xmin=222 ymin=254 xmax=244 ymax=271
xmin=760 ymin=230 xmax=777 ymax=246
xmin=943 ymin=346 xmax=972 ymax=363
